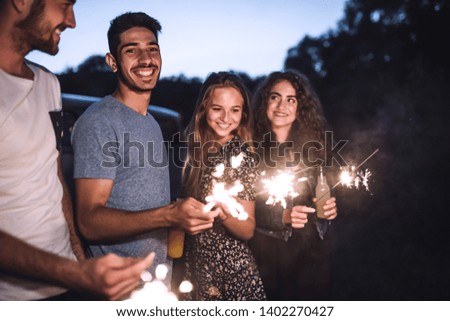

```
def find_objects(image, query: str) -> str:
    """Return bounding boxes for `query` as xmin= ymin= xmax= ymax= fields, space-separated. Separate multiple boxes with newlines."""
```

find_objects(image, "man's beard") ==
xmin=15 ymin=0 xmax=59 ymax=55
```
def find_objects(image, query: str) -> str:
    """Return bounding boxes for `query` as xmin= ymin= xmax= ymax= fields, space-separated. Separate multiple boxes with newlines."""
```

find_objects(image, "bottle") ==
xmin=315 ymin=166 xmax=330 ymax=219
xmin=168 ymin=228 xmax=185 ymax=259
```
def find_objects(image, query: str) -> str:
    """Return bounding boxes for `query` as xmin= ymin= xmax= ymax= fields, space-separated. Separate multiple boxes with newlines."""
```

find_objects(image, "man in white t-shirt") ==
xmin=0 ymin=0 xmax=154 ymax=300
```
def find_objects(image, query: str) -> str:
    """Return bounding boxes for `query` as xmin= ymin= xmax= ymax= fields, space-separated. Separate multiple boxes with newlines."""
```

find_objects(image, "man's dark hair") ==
xmin=107 ymin=12 xmax=162 ymax=58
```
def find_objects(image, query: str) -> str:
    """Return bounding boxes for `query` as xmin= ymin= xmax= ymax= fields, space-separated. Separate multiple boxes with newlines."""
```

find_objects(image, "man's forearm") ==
xmin=78 ymin=203 xmax=174 ymax=243
xmin=0 ymin=231 xmax=80 ymax=289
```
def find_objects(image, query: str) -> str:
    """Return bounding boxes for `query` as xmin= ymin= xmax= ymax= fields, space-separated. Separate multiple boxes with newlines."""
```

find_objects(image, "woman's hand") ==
xmin=313 ymin=197 xmax=337 ymax=220
xmin=282 ymin=205 xmax=315 ymax=229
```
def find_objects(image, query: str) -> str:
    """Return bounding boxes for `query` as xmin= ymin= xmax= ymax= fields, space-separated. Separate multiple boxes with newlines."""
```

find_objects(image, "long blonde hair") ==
xmin=182 ymin=72 xmax=254 ymax=199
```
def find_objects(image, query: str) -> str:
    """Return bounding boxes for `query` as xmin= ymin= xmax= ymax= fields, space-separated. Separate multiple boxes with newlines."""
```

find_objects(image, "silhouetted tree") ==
xmin=58 ymin=54 xmax=116 ymax=97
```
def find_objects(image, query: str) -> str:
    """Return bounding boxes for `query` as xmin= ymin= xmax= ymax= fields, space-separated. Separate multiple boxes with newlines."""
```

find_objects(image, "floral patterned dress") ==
xmin=181 ymin=137 xmax=266 ymax=301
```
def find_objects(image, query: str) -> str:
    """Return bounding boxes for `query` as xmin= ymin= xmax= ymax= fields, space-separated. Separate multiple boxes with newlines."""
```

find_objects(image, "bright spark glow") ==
xmin=340 ymin=166 xmax=355 ymax=188
xmin=212 ymin=163 xmax=225 ymax=178
xmin=231 ymin=153 xmax=244 ymax=168
xmin=203 ymin=180 xmax=248 ymax=220
xmin=179 ymin=280 xmax=194 ymax=293
xmin=262 ymin=171 xmax=300 ymax=209
xmin=128 ymin=264 xmax=177 ymax=301
xmin=128 ymin=280 xmax=178 ymax=302
xmin=340 ymin=166 xmax=372 ymax=191
xmin=357 ymin=169 xmax=372 ymax=191
xmin=140 ymin=270 xmax=152 ymax=283
xmin=155 ymin=264 xmax=169 ymax=281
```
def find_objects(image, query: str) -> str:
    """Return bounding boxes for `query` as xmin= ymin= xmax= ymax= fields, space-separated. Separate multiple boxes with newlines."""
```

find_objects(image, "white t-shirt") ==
xmin=0 ymin=61 xmax=76 ymax=300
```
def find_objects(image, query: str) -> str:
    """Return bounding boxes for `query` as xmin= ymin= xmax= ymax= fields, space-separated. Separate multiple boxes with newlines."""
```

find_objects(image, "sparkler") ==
xmin=179 ymin=280 xmax=194 ymax=294
xmin=339 ymin=166 xmax=355 ymax=188
xmin=333 ymin=148 xmax=379 ymax=191
xmin=260 ymin=149 xmax=379 ymax=215
xmin=203 ymin=180 xmax=248 ymax=220
xmin=338 ymin=166 xmax=372 ymax=191
xmin=231 ymin=152 xmax=244 ymax=168
xmin=262 ymin=170 xmax=307 ymax=209
xmin=129 ymin=265 xmax=194 ymax=301
xmin=203 ymin=159 xmax=249 ymax=220
xmin=128 ymin=264 xmax=177 ymax=301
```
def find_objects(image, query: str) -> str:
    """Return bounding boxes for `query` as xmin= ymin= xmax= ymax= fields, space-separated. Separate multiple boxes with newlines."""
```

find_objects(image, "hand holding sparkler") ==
xmin=169 ymin=197 xmax=220 ymax=235
xmin=78 ymin=252 xmax=155 ymax=300
xmin=207 ymin=197 xmax=256 ymax=241
xmin=261 ymin=170 xmax=305 ymax=209
xmin=282 ymin=205 xmax=315 ymax=229
xmin=203 ymin=180 xmax=249 ymax=221
xmin=204 ymin=160 xmax=250 ymax=221
xmin=261 ymin=170 xmax=319 ymax=228
xmin=128 ymin=263 xmax=178 ymax=301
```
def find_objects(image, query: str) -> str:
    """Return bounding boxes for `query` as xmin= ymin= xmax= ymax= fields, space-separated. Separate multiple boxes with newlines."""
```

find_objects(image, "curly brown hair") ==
xmin=253 ymin=70 xmax=328 ymax=166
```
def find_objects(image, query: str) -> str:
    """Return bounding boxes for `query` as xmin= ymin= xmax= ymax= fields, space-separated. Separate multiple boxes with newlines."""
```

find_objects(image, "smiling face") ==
xmin=109 ymin=26 xmax=161 ymax=93
xmin=205 ymin=86 xmax=244 ymax=145
xmin=266 ymin=80 xmax=298 ymax=133
xmin=16 ymin=0 xmax=76 ymax=55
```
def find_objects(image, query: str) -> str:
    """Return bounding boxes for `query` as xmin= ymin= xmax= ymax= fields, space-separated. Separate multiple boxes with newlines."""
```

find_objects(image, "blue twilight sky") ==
xmin=27 ymin=0 xmax=347 ymax=79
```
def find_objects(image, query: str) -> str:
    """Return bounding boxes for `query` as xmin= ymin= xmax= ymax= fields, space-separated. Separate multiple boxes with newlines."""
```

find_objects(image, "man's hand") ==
xmin=78 ymin=252 xmax=155 ymax=300
xmin=170 ymin=197 xmax=219 ymax=234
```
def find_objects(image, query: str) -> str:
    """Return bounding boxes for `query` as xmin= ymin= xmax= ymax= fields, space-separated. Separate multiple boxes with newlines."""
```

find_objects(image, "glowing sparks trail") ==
xmin=179 ymin=280 xmax=194 ymax=294
xmin=262 ymin=170 xmax=306 ymax=209
xmin=339 ymin=166 xmax=372 ymax=191
xmin=203 ymin=181 xmax=248 ymax=220
xmin=340 ymin=166 xmax=356 ymax=188
xmin=212 ymin=163 xmax=224 ymax=178
xmin=333 ymin=149 xmax=379 ymax=192
xmin=355 ymin=169 xmax=372 ymax=191
xmin=128 ymin=264 xmax=194 ymax=301
xmin=128 ymin=264 xmax=178 ymax=301
xmin=204 ymin=162 xmax=249 ymax=220
xmin=231 ymin=152 xmax=244 ymax=168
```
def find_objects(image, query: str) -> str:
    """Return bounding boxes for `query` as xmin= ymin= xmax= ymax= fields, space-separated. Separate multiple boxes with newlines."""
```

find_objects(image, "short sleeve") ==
xmin=72 ymin=109 xmax=119 ymax=180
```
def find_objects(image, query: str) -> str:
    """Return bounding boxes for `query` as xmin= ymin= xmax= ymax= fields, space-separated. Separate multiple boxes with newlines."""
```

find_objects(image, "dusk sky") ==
xmin=27 ymin=0 xmax=347 ymax=79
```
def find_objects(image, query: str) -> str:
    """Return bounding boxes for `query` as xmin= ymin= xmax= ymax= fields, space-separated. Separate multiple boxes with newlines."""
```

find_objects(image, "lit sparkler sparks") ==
xmin=231 ymin=152 xmax=244 ymax=168
xmin=354 ymin=169 xmax=372 ymax=191
xmin=128 ymin=264 xmax=177 ymax=301
xmin=179 ymin=280 xmax=194 ymax=293
xmin=204 ymin=160 xmax=249 ymax=220
xmin=337 ymin=148 xmax=378 ymax=192
xmin=262 ymin=170 xmax=307 ymax=209
xmin=340 ymin=166 xmax=356 ymax=188
xmin=339 ymin=166 xmax=372 ymax=190
xmin=203 ymin=180 xmax=248 ymax=220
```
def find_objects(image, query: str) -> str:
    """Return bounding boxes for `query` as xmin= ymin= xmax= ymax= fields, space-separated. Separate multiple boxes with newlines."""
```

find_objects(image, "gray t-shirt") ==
xmin=72 ymin=95 xmax=171 ymax=280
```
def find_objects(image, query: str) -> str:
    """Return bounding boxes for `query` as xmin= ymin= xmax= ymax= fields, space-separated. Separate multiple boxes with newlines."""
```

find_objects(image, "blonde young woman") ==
xmin=180 ymin=72 xmax=265 ymax=300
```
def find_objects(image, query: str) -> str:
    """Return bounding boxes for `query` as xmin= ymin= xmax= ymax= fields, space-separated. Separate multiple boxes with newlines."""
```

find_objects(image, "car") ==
xmin=59 ymin=93 xmax=184 ymax=205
